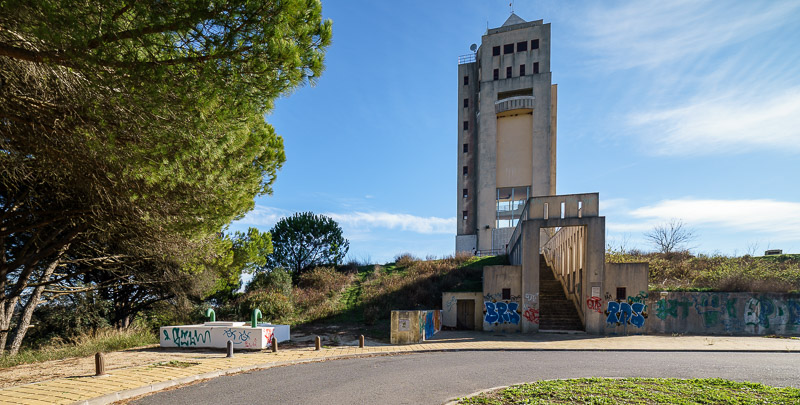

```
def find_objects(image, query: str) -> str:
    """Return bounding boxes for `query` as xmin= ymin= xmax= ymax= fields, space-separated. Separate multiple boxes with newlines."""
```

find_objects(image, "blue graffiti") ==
xmin=484 ymin=301 xmax=520 ymax=325
xmin=606 ymin=302 xmax=647 ymax=328
xmin=222 ymin=328 xmax=252 ymax=344
xmin=424 ymin=311 xmax=435 ymax=338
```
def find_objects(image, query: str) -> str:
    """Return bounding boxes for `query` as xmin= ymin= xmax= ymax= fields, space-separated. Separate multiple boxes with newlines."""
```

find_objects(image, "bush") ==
xmin=247 ymin=267 xmax=292 ymax=295
xmin=235 ymin=290 xmax=294 ymax=324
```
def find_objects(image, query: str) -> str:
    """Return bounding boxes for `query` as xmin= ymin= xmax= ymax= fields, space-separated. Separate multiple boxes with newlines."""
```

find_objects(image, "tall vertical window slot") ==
xmin=463 ymin=98 xmax=469 ymax=108
xmin=493 ymin=69 xmax=499 ymax=80
xmin=519 ymin=64 xmax=526 ymax=76
xmin=492 ymin=46 xmax=501 ymax=56
xmin=463 ymin=75 xmax=469 ymax=85
xmin=533 ymin=62 xmax=539 ymax=74
xmin=506 ymin=66 xmax=512 ymax=78
xmin=532 ymin=39 xmax=539 ymax=49
xmin=463 ymin=143 xmax=468 ymax=153
xmin=463 ymin=211 xmax=468 ymax=220
xmin=463 ymin=189 xmax=468 ymax=198
xmin=503 ymin=43 xmax=514 ymax=54
xmin=462 ymin=166 xmax=468 ymax=175
xmin=516 ymin=41 xmax=527 ymax=52
xmin=463 ymin=121 xmax=469 ymax=130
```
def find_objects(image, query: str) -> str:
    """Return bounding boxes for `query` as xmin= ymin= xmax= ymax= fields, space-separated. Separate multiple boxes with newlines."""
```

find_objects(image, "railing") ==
xmin=542 ymin=225 xmax=587 ymax=323
xmin=457 ymin=53 xmax=476 ymax=64
xmin=495 ymin=95 xmax=535 ymax=114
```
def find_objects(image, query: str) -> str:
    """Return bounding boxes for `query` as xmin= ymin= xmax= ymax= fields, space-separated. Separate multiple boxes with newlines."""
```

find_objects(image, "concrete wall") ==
xmin=601 ymin=263 xmax=649 ymax=335
xmin=390 ymin=310 xmax=442 ymax=344
xmin=482 ymin=265 xmax=523 ymax=332
xmin=159 ymin=322 xmax=289 ymax=350
xmin=496 ymin=112 xmax=533 ymax=188
xmin=647 ymin=292 xmax=800 ymax=336
xmin=542 ymin=225 xmax=587 ymax=325
xmin=442 ymin=292 xmax=484 ymax=330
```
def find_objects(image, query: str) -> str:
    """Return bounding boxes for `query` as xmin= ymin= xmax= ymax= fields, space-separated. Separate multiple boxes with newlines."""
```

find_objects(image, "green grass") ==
xmin=458 ymin=378 xmax=800 ymax=404
xmin=0 ymin=327 xmax=157 ymax=369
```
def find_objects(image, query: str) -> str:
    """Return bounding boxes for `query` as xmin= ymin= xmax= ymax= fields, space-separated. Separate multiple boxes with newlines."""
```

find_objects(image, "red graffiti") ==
xmin=587 ymin=296 xmax=603 ymax=313
xmin=523 ymin=307 xmax=539 ymax=324
xmin=264 ymin=329 xmax=274 ymax=347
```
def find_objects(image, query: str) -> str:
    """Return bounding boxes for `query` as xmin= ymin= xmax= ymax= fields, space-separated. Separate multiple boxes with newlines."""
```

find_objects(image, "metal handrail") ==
xmin=458 ymin=53 xmax=476 ymax=64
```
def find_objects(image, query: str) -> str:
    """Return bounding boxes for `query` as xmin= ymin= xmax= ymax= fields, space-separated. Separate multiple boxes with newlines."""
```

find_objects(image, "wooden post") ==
xmin=271 ymin=336 xmax=278 ymax=352
xmin=315 ymin=336 xmax=321 ymax=350
xmin=95 ymin=352 xmax=106 ymax=376
xmin=359 ymin=335 xmax=365 ymax=348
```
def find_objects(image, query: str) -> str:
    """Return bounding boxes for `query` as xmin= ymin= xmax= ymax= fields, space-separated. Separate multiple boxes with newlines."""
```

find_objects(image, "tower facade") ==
xmin=456 ymin=14 xmax=557 ymax=254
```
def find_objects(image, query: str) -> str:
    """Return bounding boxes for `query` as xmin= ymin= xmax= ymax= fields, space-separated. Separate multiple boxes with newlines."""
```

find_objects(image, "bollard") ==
xmin=359 ymin=335 xmax=365 ymax=348
xmin=95 ymin=352 xmax=106 ymax=376
xmin=315 ymin=336 xmax=321 ymax=350
xmin=226 ymin=340 xmax=234 ymax=358
xmin=271 ymin=336 xmax=278 ymax=352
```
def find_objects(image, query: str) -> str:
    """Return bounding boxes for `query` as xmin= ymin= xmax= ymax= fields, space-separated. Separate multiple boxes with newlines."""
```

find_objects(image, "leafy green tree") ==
xmin=268 ymin=212 xmax=349 ymax=275
xmin=208 ymin=228 xmax=274 ymax=304
xmin=0 ymin=0 xmax=331 ymax=354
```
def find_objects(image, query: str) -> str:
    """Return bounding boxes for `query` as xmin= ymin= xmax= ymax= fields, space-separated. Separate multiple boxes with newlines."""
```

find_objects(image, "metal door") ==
xmin=456 ymin=299 xmax=475 ymax=330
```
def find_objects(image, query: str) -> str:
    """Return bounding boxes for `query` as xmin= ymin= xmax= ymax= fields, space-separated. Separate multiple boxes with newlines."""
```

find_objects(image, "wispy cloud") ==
xmin=327 ymin=212 xmax=455 ymax=234
xmin=609 ymin=198 xmax=800 ymax=240
xmin=629 ymin=87 xmax=800 ymax=156
xmin=578 ymin=0 xmax=800 ymax=71
xmin=235 ymin=205 xmax=455 ymax=235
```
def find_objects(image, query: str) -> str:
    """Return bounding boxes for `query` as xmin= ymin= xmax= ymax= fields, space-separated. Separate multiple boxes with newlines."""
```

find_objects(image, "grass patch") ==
xmin=0 ymin=326 xmax=157 ymax=369
xmin=607 ymin=251 xmax=800 ymax=292
xmin=458 ymin=378 xmax=800 ymax=404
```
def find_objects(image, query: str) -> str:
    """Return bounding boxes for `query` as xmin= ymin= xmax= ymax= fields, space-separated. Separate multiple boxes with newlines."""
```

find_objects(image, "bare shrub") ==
xmin=394 ymin=253 xmax=419 ymax=268
xmin=644 ymin=219 xmax=696 ymax=253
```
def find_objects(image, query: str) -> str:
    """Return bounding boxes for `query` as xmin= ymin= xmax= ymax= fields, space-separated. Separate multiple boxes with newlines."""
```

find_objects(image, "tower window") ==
xmin=463 ymin=98 xmax=469 ymax=108
xmin=463 ymin=76 xmax=469 ymax=85
xmin=463 ymin=143 xmax=468 ymax=153
xmin=519 ymin=64 xmax=526 ymax=76
xmin=492 ymin=46 xmax=500 ymax=56
xmin=463 ymin=189 xmax=468 ymax=198
xmin=462 ymin=166 xmax=468 ymax=175
xmin=463 ymin=210 xmax=468 ymax=220
xmin=506 ymin=66 xmax=512 ymax=78
xmin=502 ymin=288 xmax=511 ymax=300
xmin=493 ymin=69 xmax=499 ymax=80
xmin=532 ymin=39 xmax=539 ymax=49
xmin=533 ymin=62 xmax=539 ymax=74
xmin=517 ymin=41 xmax=527 ymax=52
xmin=463 ymin=121 xmax=469 ymax=130
xmin=503 ymin=44 xmax=514 ymax=54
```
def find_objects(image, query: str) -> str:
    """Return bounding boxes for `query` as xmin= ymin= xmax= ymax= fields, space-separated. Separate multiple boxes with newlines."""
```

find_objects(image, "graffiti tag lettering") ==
xmin=170 ymin=328 xmax=211 ymax=347
xmin=522 ymin=307 xmax=539 ymax=324
xmin=586 ymin=296 xmax=602 ymax=313
xmin=605 ymin=301 xmax=647 ymax=328
xmin=484 ymin=301 xmax=520 ymax=325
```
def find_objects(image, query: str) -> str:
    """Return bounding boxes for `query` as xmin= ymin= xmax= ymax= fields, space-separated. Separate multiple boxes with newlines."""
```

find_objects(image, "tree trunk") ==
xmin=8 ymin=246 xmax=67 ymax=356
xmin=0 ymin=297 xmax=20 ymax=355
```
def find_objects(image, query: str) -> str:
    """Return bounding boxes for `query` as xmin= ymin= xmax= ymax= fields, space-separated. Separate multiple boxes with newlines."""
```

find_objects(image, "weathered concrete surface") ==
xmin=602 ymin=263 xmax=649 ymax=335
xmin=482 ymin=266 xmax=523 ymax=332
xmin=442 ymin=292 xmax=483 ymax=330
xmin=646 ymin=292 xmax=800 ymax=336
xmin=390 ymin=310 xmax=442 ymax=344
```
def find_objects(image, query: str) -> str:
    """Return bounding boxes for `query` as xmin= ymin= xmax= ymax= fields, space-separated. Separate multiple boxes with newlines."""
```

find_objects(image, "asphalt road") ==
xmin=132 ymin=351 xmax=800 ymax=404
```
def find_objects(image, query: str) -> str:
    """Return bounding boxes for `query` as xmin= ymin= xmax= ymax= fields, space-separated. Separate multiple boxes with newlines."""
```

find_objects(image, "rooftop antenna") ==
xmin=470 ymin=43 xmax=478 ymax=53
xmin=510 ymin=1 xmax=514 ymax=14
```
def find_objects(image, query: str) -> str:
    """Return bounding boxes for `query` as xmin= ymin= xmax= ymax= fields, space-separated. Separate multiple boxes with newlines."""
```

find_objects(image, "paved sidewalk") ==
xmin=2 ymin=332 xmax=799 ymax=405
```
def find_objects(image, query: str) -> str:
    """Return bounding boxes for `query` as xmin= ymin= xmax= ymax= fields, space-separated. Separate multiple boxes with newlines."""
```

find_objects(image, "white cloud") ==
xmin=235 ymin=205 xmax=455 ymax=235
xmin=610 ymin=198 xmax=800 ymax=240
xmin=629 ymin=87 xmax=800 ymax=156
xmin=578 ymin=0 xmax=800 ymax=71
xmin=327 ymin=212 xmax=455 ymax=234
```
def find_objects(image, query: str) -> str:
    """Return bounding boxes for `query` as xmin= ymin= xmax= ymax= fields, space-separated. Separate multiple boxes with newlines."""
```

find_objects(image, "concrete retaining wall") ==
xmin=646 ymin=292 xmax=800 ymax=336
xmin=390 ymin=310 xmax=442 ymax=344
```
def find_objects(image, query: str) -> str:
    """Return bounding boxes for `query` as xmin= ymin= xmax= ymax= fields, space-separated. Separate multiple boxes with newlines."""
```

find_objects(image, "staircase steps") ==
xmin=538 ymin=254 xmax=584 ymax=331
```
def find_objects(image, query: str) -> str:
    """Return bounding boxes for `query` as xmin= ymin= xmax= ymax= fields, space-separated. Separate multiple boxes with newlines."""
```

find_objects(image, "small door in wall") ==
xmin=456 ymin=299 xmax=475 ymax=330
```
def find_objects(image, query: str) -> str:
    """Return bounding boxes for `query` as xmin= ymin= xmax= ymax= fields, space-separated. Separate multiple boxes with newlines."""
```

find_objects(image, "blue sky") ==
xmin=230 ymin=0 xmax=800 ymax=263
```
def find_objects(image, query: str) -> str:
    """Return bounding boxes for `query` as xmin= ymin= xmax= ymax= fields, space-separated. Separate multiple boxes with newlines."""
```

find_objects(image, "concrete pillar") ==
xmin=520 ymin=221 xmax=541 ymax=333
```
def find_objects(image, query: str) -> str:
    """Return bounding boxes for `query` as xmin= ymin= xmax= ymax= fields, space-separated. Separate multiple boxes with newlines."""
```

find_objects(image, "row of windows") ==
xmin=492 ymin=39 xmax=539 ymax=56
xmin=493 ymin=62 xmax=539 ymax=80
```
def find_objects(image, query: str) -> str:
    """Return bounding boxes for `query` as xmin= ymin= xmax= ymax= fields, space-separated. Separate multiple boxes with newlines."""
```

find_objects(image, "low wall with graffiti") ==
xmin=159 ymin=322 xmax=290 ymax=350
xmin=390 ymin=310 xmax=442 ymax=344
xmin=648 ymin=292 xmax=800 ymax=336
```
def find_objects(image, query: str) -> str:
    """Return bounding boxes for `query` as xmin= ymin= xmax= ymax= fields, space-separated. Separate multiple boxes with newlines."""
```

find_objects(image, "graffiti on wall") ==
xmin=163 ymin=328 xmax=211 ymax=347
xmin=418 ymin=310 xmax=442 ymax=339
xmin=744 ymin=297 xmax=800 ymax=329
xmin=445 ymin=295 xmax=457 ymax=312
xmin=522 ymin=307 xmax=539 ymax=324
xmin=627 ymin=291 xmax=648 ymax=304
xmin=605 ymin=301 xmax=647 ymax=328
xmin=586 ymin=296 xmax=602 ymax=313
xmin=655 ymin=298 xmax=691 ymax=320
xmin=484 ymin=301 xmax=521 ymax=325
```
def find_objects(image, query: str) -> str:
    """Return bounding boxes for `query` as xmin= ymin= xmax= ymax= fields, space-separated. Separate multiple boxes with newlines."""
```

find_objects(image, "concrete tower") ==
xmin=456 ymin=14 xmax=557 ymax=254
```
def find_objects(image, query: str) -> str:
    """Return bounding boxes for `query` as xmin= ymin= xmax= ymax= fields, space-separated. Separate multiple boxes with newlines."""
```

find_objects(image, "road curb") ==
xmin=65 ymin=346 xmax=800 ymax=404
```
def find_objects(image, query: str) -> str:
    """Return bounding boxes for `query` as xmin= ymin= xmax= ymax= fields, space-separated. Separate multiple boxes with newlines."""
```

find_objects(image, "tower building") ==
xmin=456 ymin=13 xmax=557 ymax=254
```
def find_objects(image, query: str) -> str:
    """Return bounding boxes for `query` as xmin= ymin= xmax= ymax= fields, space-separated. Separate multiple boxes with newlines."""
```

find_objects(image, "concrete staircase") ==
xmin=538 ymin=254 xmax=584 ymax=331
